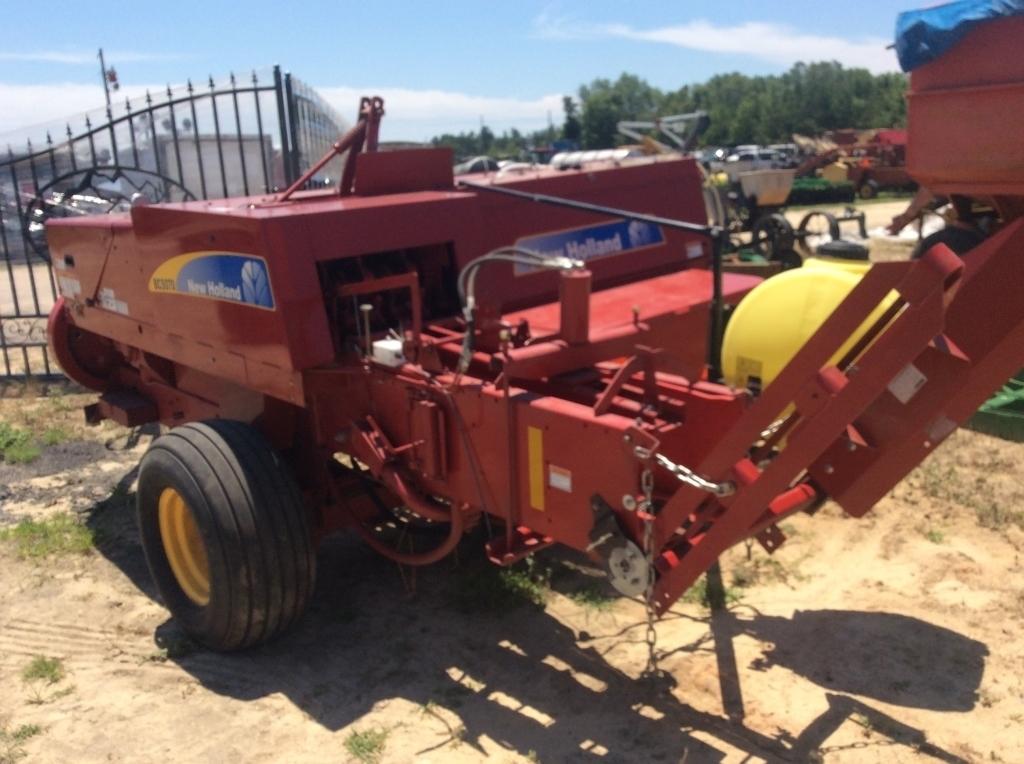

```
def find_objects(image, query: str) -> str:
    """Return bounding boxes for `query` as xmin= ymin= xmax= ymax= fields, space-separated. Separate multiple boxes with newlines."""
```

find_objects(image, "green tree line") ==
xmin=431 ymin=62 xmax=907 ymax=159
xmin=430 ymin=124 xmax=559 ymax=163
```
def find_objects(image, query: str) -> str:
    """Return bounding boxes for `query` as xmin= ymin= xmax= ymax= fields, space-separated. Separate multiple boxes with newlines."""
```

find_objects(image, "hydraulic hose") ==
xmin=342 ymin=457 xmax=466 ymax=566
xmin=350 ymin=498 xmax=464 ymax=566
xmin=456 ymin=247 xmax=582 ymax=374
xmin=379 ymin=465 xmax=453 ymax=523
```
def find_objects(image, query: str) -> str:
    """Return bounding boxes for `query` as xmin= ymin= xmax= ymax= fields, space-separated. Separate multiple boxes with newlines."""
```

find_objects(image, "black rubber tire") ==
xmin=750 ymin=213 xmax=795 ymax=259
xmin=816 ymin=239 xmax=871 ymax=261
xmin=136 ymin=420 xmax=315 ymax=651
xmin=858 ymin=179 xmax=879 ymax=200
xmin=775 ymin=248 xmax=804 ymax=270
xmin=796 ymin=210 xmax=840 ymax=257
xmin=912 ymin=226 xmax=985 ymax=260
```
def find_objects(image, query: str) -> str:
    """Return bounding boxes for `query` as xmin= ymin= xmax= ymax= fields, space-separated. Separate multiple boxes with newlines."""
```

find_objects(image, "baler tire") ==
xmin=858 ymin=179 xmax=879 ymax=200
xmin=136 ymin=420 xmax=315 ymax=651
xmin=912 ymin=226 xmax=985 ymax=260
xmin=750 ymin=213 xmax=795 ymax=260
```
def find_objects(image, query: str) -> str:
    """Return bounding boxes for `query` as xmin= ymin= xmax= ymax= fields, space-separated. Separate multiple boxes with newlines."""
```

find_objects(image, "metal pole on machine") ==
xmin=457 ymin=179 xmax=728 ymax=380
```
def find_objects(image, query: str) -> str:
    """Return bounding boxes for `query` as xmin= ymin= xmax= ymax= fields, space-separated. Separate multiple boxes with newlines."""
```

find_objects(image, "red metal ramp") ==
xmin=647 ymin=221 xmax=1024 ymax=612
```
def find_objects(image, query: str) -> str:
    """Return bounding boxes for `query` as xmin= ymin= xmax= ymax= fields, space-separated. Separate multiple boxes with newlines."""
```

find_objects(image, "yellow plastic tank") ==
xmin=721 ymin=257 xmax=895 ymax=390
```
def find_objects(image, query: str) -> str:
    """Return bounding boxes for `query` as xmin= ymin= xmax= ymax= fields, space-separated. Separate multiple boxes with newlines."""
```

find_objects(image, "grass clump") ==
xmin=0 ymin=721 xmax=42 ymax=764
xmin=681 ymin=575 xmax=743 ymax=608
xmin=568 ymin=583 xmax=616 ymax=612
xmin=496 ymin=566 xmax=550 ymax=607
xmin=681 ymin=576 xmax=710 ymax=605
xmin=911 ymin=460 xmax=1024 ymax=533
xmin=0 ymin=514 xmax=94 ymax=559
xmin=924 ymin=528 xmax=945 ymax=544
xmin=21 ymin=656 xmax=73 ymax=706
xmin=731 ymin=556 xmax=795 ymax=588
xmin=8 ymin=726 xmax=40 ymax=744
xmin=976 ymin=504 xmax=1024 ymax=532
xmin=344 ymin=727 xmax=389 ymax=763
xmin=40 ymin=427 xmax=68 ymax=447
xmin=0 ymin=411 xmax=76 ymax=464
xmin=0 ymin=422 xmax=40 ymax=464
xmin=45 ymin=396 xmax=74 ymax=414
xmin=450 ymin=558 xmax=550 ymax=614
xmin=22 ymin=656 xmax=64 ymax=685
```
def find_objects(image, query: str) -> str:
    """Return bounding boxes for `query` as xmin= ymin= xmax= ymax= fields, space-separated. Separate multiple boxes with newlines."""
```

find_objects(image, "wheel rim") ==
xmin=751 ymin=222 xmax=777 ymax=256
xmin=798 ymin=212 xmax=835 ymax=256
xmin=752 ymin=214 xmax=794 ymax=258
xmin=158 ymin=487 xmax=211 ymax=606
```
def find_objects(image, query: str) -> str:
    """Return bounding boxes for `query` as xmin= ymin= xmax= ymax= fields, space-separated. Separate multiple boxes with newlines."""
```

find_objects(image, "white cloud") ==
xmin=317 ymin=86 xmax=564 ymax=141
xmin=0 ymin=81 xmax=561 ymax=145
xmin=0 ymin=83 xmax=157 ymax=139
xmin=533 ymin=12 xmax=898 ymax=74
xmin=0 ymin=50 xmax=178 ymax=64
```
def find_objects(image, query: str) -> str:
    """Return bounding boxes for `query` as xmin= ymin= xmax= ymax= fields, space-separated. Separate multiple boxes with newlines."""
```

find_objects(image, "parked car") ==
xmin=713 ymin=149 xmax=783 ymax=182
xmin=453 ymin=156 xmax=500 ymax=175
xmin=768 ymin=143 xmax=801 ymax=168
xmin=693 ymin=146 xmax=728 ymax=169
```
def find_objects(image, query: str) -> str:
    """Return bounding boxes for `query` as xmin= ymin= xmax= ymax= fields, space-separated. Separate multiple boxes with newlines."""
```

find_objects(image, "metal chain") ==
xmin=652 ymin=452 xmax=736 ymax=497
xmin=640 ymin=467 xmax=659 ymax=678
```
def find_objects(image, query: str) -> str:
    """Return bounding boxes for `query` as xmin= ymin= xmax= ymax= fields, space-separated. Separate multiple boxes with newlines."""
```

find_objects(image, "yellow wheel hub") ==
xmin=158 ymin=487 xmax=211 ymax=606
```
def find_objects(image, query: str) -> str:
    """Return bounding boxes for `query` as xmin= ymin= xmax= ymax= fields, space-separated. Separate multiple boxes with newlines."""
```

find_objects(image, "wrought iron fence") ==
xmin=0 ymin=66 xmax=345 ymax=379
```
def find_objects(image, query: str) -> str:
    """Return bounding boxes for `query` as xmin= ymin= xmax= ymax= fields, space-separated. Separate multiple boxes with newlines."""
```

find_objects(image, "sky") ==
xmin=0 ymin=0 xmax=919 ymax=142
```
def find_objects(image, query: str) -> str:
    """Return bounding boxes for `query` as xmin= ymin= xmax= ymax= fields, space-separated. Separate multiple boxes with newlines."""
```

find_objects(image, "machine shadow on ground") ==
xmin=87 ymin=482 xmax=984 ymax=763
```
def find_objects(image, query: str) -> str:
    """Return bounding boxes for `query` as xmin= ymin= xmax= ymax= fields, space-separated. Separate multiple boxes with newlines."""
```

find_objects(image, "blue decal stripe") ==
xmin=514 ymin=219 xmax=665 ymax=274
xmin=150 ymin=252 xmax=275 ymax=310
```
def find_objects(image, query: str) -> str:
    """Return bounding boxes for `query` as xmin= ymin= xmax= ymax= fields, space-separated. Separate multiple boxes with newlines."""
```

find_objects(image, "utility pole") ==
xmin=98 ymin=48 xmax=119 ymax=107
xmin=98 ymin=48 xmax=111 ymax=107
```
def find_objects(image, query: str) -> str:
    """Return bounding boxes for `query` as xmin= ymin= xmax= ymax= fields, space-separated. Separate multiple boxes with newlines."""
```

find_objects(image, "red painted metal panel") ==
xmin=55 ymin=113 xmax=1024 ymax=618
xmin=908 ymin=15 xmax=1024 ymax=194
xmin=505 ymin=269 xmax=759 ymax=336
xmin=354 ymin=148 xmax=455 ymax=196
xmin=819 ymin=219 xmax=1024 ymax=515
xmin=651 ymin=249 xmax=963 ymax=612
xmin=468 ymin=159 xmax=711 ymax=310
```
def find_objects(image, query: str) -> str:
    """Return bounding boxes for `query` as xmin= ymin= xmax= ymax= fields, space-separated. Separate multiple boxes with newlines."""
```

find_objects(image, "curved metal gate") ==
xmin=0 ymin=66 xmax=345 ymax=380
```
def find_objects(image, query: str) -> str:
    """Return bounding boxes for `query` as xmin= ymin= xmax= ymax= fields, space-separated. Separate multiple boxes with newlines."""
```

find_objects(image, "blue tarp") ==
xmin=895 ymin=0 xmax=1024 ymax=71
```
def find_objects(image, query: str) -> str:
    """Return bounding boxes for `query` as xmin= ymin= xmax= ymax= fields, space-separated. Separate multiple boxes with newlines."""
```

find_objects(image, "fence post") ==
xmin=283 ymin=72 xmax=302 ymax=183
xmin=272 ymin=65 xmax=294 ymax=186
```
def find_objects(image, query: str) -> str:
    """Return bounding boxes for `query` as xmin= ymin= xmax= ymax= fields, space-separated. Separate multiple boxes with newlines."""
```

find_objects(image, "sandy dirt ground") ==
xmin=1 ymin=386 xmax=1023 ymax=764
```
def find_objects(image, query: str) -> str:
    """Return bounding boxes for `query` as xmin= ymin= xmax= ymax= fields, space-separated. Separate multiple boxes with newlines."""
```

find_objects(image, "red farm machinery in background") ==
xmin=46 ymin=13 xmax=1024 ymax=652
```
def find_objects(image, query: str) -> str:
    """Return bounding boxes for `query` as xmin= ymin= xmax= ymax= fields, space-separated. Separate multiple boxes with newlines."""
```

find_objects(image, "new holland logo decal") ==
xmin=149 ymin=251 xmax=275 ymax=310
xmin=513 ymin=218 xmax=666 ymax=274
